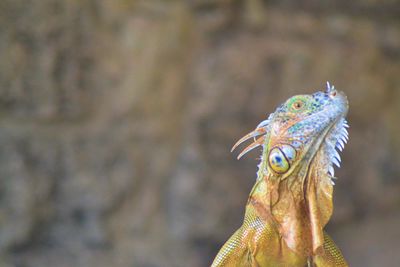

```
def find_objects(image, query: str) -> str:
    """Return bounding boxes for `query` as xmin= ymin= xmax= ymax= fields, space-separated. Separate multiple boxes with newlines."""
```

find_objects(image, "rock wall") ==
xmin=0 ymin=1 xmax=399 ymax=266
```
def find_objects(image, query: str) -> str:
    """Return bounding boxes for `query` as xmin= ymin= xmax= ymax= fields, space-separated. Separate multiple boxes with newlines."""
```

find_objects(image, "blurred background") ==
xmin=0 ymin=0 xmax=399 ymax=266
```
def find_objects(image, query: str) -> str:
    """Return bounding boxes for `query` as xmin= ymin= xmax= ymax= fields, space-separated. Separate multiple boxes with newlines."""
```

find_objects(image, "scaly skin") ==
xmin=212 ymin=83 xmax=349 ymax=267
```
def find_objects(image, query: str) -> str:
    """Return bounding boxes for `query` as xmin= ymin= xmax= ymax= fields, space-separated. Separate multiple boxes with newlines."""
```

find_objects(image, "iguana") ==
xmin=211 ymin=83 xmax=349 ymax=267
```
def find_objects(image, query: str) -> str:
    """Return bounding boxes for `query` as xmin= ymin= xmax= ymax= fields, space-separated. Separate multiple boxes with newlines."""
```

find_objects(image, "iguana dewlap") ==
xmin=212 ymin=83 xmax=349 ymax=267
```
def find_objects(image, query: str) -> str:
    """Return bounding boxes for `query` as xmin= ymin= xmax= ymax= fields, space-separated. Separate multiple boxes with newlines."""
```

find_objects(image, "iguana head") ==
xmin=232 ymin=82 xmax=349 ymax=256
xmin=265 ymin=82 xmax=348 ymax=178
xmin=233 ymin=82 xmax=348 ymax=181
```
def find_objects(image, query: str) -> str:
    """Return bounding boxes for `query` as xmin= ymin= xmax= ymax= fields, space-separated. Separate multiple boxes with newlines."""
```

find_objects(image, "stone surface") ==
xmin=0 ymin=1 xmax=399 ymax=266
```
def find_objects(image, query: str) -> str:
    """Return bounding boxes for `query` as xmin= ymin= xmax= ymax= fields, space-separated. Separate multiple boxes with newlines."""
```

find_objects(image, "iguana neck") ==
xmin=250 ymin=141 xmax=334 ymax=257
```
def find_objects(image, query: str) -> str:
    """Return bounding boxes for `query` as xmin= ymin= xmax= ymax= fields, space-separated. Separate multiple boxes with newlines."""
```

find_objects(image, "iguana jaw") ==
xmin=295 ymin=91 xmax=349 ymax=184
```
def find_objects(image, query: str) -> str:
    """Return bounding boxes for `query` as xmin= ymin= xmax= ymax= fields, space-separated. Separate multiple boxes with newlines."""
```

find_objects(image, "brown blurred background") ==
xmin=0 ymin=1 xmax=399 ymax=266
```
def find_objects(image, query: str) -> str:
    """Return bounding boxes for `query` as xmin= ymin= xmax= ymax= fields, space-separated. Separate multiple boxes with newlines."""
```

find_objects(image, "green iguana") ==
xmin=212 ymin=83 xmax=349 ymax=267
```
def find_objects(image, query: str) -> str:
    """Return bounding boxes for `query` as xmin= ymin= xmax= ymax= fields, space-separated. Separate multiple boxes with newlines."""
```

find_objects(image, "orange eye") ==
xmin=288 ymin=97 xmax=307 ymax=112
xmin=292 ymin=101 xmax=303 ymax=110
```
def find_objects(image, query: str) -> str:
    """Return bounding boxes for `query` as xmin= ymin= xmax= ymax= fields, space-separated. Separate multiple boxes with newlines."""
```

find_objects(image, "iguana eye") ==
xmin=268 ymin=145 xmax=296 ymax=174
xmin=292 ymin=100 xmax=304 ymax=110
xmin=287 ymin=96 xmax=308 ymax=113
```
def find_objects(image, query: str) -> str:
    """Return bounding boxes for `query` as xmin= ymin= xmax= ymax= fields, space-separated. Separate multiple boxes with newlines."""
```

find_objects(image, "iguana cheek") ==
xmin=269 ymin=147 xmax=290 ymax=174
xmin=268 ymin=145 xmax=297 ymax=174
